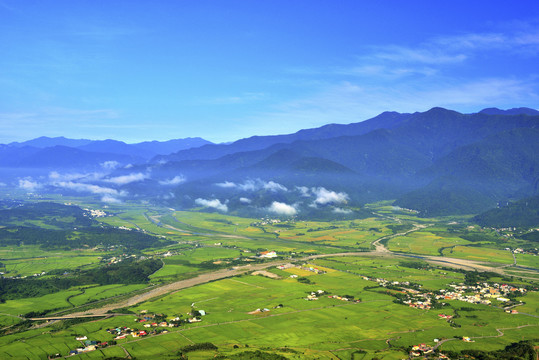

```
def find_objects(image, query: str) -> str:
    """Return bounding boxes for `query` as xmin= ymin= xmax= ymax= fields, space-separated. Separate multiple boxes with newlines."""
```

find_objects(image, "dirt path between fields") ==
xmin=28 ymin=223 xmax=528 ymax=322
xmin=64 ymin=261 xmax=290 ymax=317
xmin=40 ymin=250 xmax=511 ymax=320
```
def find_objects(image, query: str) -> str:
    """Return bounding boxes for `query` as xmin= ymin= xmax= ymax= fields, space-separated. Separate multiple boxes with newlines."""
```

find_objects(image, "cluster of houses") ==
xmin=276 ymin=264 xmax=295 ymax=270
xmin=101 ymin=253 xmax=139 ymax=265
xmin=410 ymin=343 xmax=435 ymax=357
xmin=69 ymin=337 xmax=108 ymax=356
xmin=83 ymin=208 xmax=107 ymax=217
xmin=0 ymin=271 xmax=46 ymax=279
xmin=434 ymin=283 xmax=526 ymax=305
xmin=359 ymin=272 xmax=526 ymax=312
xmin=301 ymin=265 xmax=326 ymax=274
xmin=305 ymin=290 xmax=326 ymax=300
xmin=250 ymin=217 xmax=289 ymax=226
xmin=328 ymin=294 xmax=360 ymax=302
xmin=107 ymin=326 xmax=152 ymax=340
xmin=67 ymin=308 xmax=209 ymax=356
xmin=507 ymin=247 xmax=538 ymax=256
xmin=259 ymin=250 xmax=278 ymax=259
xmin=403 ymin=291 xmax=433 ymax=310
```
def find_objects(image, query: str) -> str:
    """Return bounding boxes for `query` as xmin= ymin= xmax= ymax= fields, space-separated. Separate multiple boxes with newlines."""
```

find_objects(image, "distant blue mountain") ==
xmin=77 ymin=139 xmax=152 ymax=159
xmin=132 ymin=137 xmax=213 ymax=155
xmin=3 ymin=107 xmax=539 ymax=220
xmin=479 ymin=107 xmax=539 ymax=116
xmin=156 ymin=111 xmax=412 ymax=162
xmin=1 ymin=145 xmax=143 ymax=169
xmin=9 ymin=136 xmax=92 ymax=148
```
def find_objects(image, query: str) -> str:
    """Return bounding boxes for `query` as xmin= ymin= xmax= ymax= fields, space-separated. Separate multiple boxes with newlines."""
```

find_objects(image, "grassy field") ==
xmin=388 ymin=230 xmax=471 ymax=256
xmin=515 ymin=253 xmax=539 ymax=268
xmin=1 ymin=254 xmax=539 ymax=359
xmin=68 ymin=284 xmax=148 ymax=307
xmin=2 ymin=253 xmax=101 ymax=276
xmin=2 ymin=198 xmax=539 ymax=359
xmin=444 ymin=246 xmax=514 ymax=264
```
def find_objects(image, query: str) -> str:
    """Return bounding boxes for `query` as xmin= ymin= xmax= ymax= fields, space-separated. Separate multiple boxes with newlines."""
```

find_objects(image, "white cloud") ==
xmin=239 ymin=197 xmax=252 ymax=204
xmin=214 ymin=179 xmax=287 ymax=192
xmin=268 ymin=201 xmax=297 ymax=216
xmin=49 ymin=171 xmax=106 ymax=182
xmin=55 ymin=181 xmax=124 ymax=196
xmin=101 ymin=195 xmax=122 ymax=203
xmin=206 ymin=92 xmax=265 ymax=105
xmin=18 ymin=179 xmax=41 ymax=191
xmin=332 ymin=207 xmax=353 ymax=214
xmin=162 ymin=192 xmax=175 ymax=200
xmin=159 ymin=175 xmax=186 ymax=186
xmin=105 ymin=172 xmax=148 ymax=185
xmin=263 ymin=181 xmax=288 ymax=192
xmin=216 ymin=181 xmax=237 ymax=188
xmin=295 ymin=186 xmax=311 ymax=197
xmin=237 ymin=180 xmax=258 ymax=191
xmin=0 ymin=182 xmax=6 ymax=187
xmin=312 ymin=187 xmax=349 ymax=205
xmin=195 ymin=198 xmax=228 ymax=212
xmin=371 ymin=45 xmax=467 ymax=65
xmin=101 ymin=160 xmax=120 ymax=170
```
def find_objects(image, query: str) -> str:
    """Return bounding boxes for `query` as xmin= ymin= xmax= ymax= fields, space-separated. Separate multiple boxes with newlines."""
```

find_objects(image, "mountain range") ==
xmin=1 ymin=107 xmax=538 ymax=221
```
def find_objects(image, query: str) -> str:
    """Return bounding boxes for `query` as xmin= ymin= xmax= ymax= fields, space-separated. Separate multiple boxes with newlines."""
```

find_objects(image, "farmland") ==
xmin=1 ymin=198 xmax=539 ymax=359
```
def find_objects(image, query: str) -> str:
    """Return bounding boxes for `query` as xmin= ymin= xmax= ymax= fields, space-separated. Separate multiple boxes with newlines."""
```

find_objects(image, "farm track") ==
xmin=434 ymin=324 xmax=539 ymax=350
xmin=31 ymin=249 xmax=516 ymax=321
xmin=27 ymin=216 xmax=536 ymax=322
xmin=370 ymin=223 xmax=431 ymax=253
xmin=84 ymin=299 xmax=390 ymax=358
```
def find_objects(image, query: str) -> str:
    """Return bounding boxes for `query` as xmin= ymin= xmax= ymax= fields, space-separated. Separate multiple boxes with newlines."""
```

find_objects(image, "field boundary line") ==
xmin=178 ymin=331 xmax=194 ymax=344
xmin=228 ymin=279 xmax=265 ymax=289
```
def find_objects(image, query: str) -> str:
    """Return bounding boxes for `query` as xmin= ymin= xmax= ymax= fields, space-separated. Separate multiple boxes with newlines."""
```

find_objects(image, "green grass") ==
xmin=388 ymin=231 xmax=471 ymax=255
xmin=515 ymin=253 xmax=539 ymax=268
xmin=1 ymin=198 xmax=539 ymax=359
xmin=68 ymin=284 xmax=148 ymax=307
xmin=445 ymin=246 xmax=514 ymax=264
xmin=0 ymin=289 xmax=81 ymax=317
xmin=2 ymin=254 xmax=101 ymax=276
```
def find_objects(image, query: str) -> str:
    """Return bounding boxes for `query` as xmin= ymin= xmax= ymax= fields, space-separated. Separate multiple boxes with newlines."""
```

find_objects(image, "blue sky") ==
xmin=1 ymin=0 xmax=538 ymax=144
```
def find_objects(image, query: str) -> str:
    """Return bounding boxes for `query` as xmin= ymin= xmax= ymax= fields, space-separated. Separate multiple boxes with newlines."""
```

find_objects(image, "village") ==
xmin=65 ymin=308 xmax=208 ymax=357
xmin=359 ymin=273 xmax=527 ymax=313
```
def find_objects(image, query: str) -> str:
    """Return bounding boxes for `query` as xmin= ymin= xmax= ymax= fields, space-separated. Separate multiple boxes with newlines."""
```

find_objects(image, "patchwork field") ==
xmin=1 ymin=199 xmax=539 ymax=359
xmin=444 ymin=246 xmax=514 ymax=265
xmin=387 ymin=230 xmax=471 ymax=256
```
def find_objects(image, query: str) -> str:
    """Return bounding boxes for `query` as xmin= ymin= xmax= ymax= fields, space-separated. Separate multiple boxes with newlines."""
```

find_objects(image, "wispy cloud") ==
xmin=101 ymin=195 xmax=122 ymax=204
xmin=105 ymin=172 xmax=149 ymax=185
xmin=332 ymin=207 xmax=352 ymax=214
xmin=312 ymin=187 xmax=349 ymax=205
xmin=101 ymin=161 xmax=120 ymax=170
xmin=49 ymin=171 xmax=106 ymax=182
xmin=206 ymin=92 xmax=266 ymax=105
xmin=369 ymin=45 xmax=467 ymax=65
xmin=159 ymin=175 xmax=186 ymax=186
xmin=54 ymin=181 xmax=125 ymax=196
xmin=265 ymin=24 xmax=539 ymax=132
xmin=18 ymin=179 xmax=41 ymax=191
xmin=195 ymin=198 xmax=228 ymax=212
xmin=268 ymin=201 xmax=297 ymax=216
xmin=215 ymin=179 xmax=287 ymax=192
